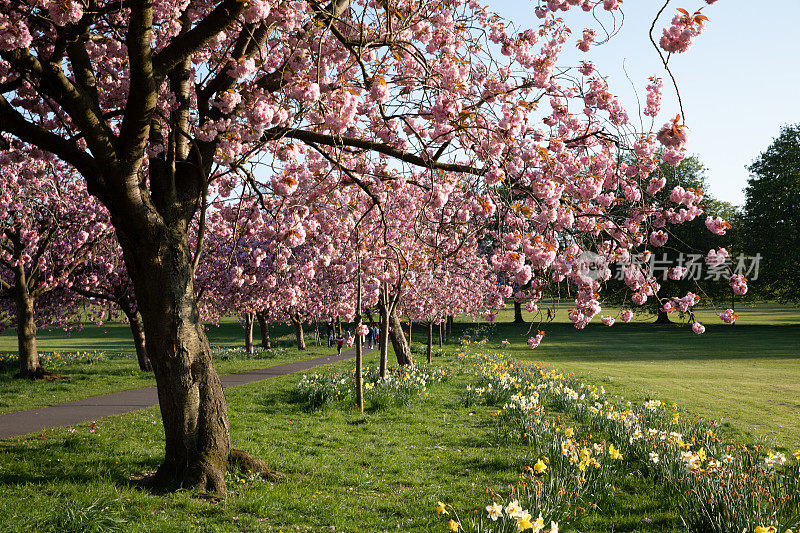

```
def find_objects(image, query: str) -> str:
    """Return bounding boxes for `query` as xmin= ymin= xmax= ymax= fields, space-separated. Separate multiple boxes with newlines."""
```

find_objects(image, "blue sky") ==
xmin=489 ymin=0 xmax=800 ymax=206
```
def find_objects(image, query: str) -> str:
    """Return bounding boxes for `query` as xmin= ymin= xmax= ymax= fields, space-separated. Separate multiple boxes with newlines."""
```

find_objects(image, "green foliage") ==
xmin=740 ymin=123 xmax=800 ymax=303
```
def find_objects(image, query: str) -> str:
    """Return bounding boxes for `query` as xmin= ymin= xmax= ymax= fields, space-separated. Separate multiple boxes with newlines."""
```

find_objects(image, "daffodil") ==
xmin=608 ymin=444 xmax=623 ymax=460
xmin=505 ymin=499 xmax=523 ymax=518
xmin=435 ymin=501 xmax=448 ymax=515
xmin=448 ymin=519 xmax=459 ymax=531
xmin=485 ymin=502 xmax=503 ymax=521
xmin=533 ymin=459 xmax=547 ymax=474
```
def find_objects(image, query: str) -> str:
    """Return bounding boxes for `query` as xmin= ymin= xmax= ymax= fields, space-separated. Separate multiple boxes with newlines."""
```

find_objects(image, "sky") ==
xmin=488 ymin=0 xmax=800 ymax=206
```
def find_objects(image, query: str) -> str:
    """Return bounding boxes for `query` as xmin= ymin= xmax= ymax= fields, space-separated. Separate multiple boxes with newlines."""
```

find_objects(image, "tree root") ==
xmin=14 ymin=367 xmax=65 ymax=381
xmin=229 ymin=448 xmax=280 ymax=481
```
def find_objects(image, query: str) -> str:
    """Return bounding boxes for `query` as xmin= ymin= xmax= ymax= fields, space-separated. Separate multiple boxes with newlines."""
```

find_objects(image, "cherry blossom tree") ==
xmin=0 ymin=0 xmax=727 ymax=492
xmin=0 ymin=144 xmax=110 ymax=378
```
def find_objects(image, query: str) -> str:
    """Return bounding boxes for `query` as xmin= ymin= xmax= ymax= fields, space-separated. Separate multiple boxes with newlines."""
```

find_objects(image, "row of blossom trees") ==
xmin=0 ymin=0 xmax=740 ymax=493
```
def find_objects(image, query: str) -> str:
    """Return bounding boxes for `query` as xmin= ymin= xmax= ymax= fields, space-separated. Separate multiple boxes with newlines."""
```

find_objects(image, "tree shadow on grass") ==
xmin=0 ymin=437 xmax=156 ymax=488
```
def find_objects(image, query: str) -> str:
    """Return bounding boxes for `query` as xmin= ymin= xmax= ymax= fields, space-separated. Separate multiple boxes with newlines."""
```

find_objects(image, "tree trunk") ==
xmin=378 ymin=293 xmax=389 ymax=378
xmin=389 ymin=306 xmax=413 ymax=367
xmin=119 ymin=226 xmax=234 ymax=494
xmin=14 ymin=264 xmax=46 ymax=379
xmin=355 ymin=274 xmax=363 ymax=413
xmin=243 ymin=312 xmax=254 ymax=355
xmin=256 ymin=312 xmax=271 ymax=349
xmin=446 ymin=315 xmax=453 ymax=341
xmin=427 ymin=321 xmax=433 ymax=364
xmin=439 ymin=321 xmax=443 ymax=348
xmin=514 ymin=300 xmax=525 ymax=323
xmin=292 ymin=315 xmax=306 ymax=350
xmin=654 ymin=309 xmax=672 ymax=325
xmin=126 ymin=310 xmax=152 ymax=371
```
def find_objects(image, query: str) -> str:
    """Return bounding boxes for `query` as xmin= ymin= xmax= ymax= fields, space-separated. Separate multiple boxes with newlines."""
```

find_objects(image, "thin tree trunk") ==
xmin=378 ymin=290 xmax=389 ymax=378
xmin=514 ymin=300 xmax=525 ymax=323
xmin=389 ymin=305 xmax=413 ymax=367
xmin=125 ymin=310 xmax=151 ymax=371
xmin=427 ymin=321 xmax=433 ymax=364
xmin=292 ymin=314 xmax=306 ymax=350
xmin=14 ymin=264 xmax=45 ymax=379
xmin=409 ymin=319 xmax=413 ymax=342
xmin=446 ymin=315 xmax=453 ymax=340
xmin=355 ymin=273 xmax=363 ymax=413
xmin=256 ymin=311 xmax=271 ymax=349
xmin=439 ymin=320 xmax=443 ymax=348
xmin=243 ymin=312 xmax=254 ymax=355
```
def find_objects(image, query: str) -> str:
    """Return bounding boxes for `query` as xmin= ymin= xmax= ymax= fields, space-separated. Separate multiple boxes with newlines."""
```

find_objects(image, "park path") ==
xmin=0 ymin=345 xmax=372 ymax=440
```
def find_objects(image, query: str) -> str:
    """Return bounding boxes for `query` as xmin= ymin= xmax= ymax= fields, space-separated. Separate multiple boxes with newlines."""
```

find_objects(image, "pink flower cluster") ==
xmin=659 ymin=9 xmax=708 ymax=54
xmin=729 ymin=274 xmax=748 ymax=295
xmin=719 ymin=309 xmax=738 ymax=324
xmin=705 ymin=216 xmax=730 ymax=235
xmin=644 ymin=77 xmax=663 ymax=117
xmin=527 ymin=331 xmax=545 ymax=349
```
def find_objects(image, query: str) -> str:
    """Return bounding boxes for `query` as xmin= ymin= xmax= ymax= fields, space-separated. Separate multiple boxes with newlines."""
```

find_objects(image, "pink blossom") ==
xmin=692 ymin=322 xmax=705 ymax=334
xmin=705 ymin=216 xmax=730 ymax=235
xmin=600 ymin=315 xmax=615 ymax=327
xmin=718 ymin=309 xmax=738 ymax=324
xmin=527 ymin=331 xmax=545 ymax=349
xmin=620 ymin=309 xmax=633 ymax=322
xmin=649 ymin=230 xmax=668 ymax=247
xmin=729 ymin=274 xmax=748 ymax=295
xmin=657 ymin=115 xmax=690 ymax=149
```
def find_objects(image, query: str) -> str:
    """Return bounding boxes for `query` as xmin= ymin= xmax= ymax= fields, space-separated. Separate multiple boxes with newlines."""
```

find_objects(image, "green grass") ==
xmin=444 ymin=301 xmax=800 ymax=449
xmin=0 ymin=320 xmax=334 ymax=414
xmin=0 ymin=302 xmax=798 ymax=531
xmin=0 ymin=350 xmax=686 ymax=533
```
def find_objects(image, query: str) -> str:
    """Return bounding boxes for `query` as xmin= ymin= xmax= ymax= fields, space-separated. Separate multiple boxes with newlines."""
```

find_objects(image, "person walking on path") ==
xmin=336 ymin=333 xmax=344 ymax=355
xmin=366 ymin=323 xmax=374 ymax=349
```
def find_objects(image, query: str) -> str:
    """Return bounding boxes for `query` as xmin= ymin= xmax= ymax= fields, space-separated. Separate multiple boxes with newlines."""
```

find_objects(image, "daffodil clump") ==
xmin=445 ymin=342 xmax=800 ymax=533
xmin=0 ymin=350 xmax=108 ymax=369
xmin=292 ymin=363 xmax=449 ymax=410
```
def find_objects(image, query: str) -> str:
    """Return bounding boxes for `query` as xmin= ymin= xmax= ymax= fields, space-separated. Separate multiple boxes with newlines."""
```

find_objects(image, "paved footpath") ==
xmin=0 ymin=346 xmax=371 ymax=440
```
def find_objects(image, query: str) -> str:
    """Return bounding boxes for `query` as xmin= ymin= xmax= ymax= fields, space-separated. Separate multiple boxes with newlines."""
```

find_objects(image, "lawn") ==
xmin=0 ymin=302 xmax=798 ymax=532
xmin=443 ymin=301 xmax=800 ymax=448
xmin=0 ymin=350 xmax=688 ymax=533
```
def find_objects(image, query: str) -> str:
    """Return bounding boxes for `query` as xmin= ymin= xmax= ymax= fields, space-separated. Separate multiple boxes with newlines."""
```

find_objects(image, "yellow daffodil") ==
xmin=435 ymin=501 xmax=448 ymax=515
xmin=608 ymin=444 xmax=623 ymax=460
xmin=564 ymin=427 xmax=574 ymax=437
xmin=549 ymin=521 xmax=559 ymax=533
xmin=448 ymin=519 xmax=459 ymax=531
xmin=515 ymin=510 xmax=532 ymax=532
xmin=534 ymin=459 xmax=548 ymax=474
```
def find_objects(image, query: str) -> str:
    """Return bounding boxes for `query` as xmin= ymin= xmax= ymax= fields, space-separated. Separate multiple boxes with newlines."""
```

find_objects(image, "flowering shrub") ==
xmin=292 ymin=363 xmax=450 ymax=410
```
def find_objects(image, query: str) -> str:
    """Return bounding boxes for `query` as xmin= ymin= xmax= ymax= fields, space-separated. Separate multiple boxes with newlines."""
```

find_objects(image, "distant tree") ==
xmin=739 ymin=124 xmax=800 ymax=303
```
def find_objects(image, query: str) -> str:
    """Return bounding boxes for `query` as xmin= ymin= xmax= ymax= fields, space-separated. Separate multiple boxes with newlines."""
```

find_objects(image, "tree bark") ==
xmin=439 ymin=321 xmax=443 ymax=348
xmin=256 ymin=311 xmax=271 ymax=349
xmin=446 ymin=315 xmax=453 ymax=341
xmin=389 ymin=306 xmax=413 ymax=367
xmin=119 ymin=226 xmax=234 ymax=494
xmin=355 ymin=273 xmax=363 ymax=413
xmin=514 ymin=300 xmax=525 ymax=323
xmin=125 ymin=310 xmax=152 ymax=371
xmin=426 ymin=321 xmax=433 ymax=364
xmin=14 ymin=264 xmax=46 ymax=379
xmin=243 ymin=312 xmax=254 ymax=355
xmin=378 ymin=292 xmax=389 ymax=378
xmin=291 ymin=314 xmax=306 ymax=350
